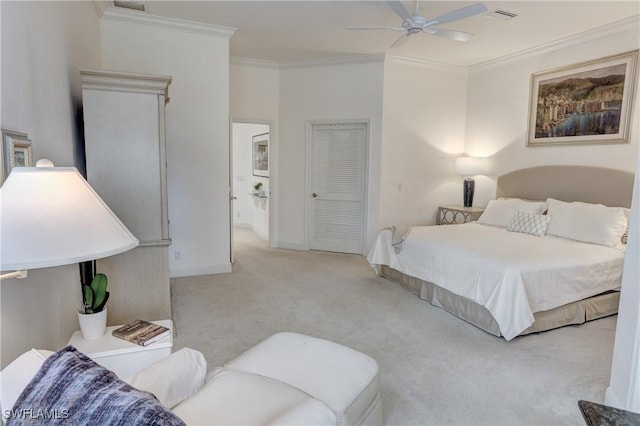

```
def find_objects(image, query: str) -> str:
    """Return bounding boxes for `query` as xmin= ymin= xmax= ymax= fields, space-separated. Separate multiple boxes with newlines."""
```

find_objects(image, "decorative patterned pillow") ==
xmin=7 ymin=346 xmax=185 ymax=426
xmin=507 ymin=210 xmax=552 ymax=237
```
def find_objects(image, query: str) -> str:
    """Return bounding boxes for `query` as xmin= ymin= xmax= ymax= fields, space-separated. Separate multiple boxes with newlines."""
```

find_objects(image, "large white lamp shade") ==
xmin=0 ymin=163 xmax=138 ymax=273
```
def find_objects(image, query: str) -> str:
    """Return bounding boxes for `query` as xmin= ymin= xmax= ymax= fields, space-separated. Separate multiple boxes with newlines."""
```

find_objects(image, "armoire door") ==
xmin=81 ymin=69 xmax=172 ymax=325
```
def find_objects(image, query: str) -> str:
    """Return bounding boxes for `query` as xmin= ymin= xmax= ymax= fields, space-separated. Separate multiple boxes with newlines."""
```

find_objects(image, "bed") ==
xmin=368 ymin=166 xmax=634 ymax=340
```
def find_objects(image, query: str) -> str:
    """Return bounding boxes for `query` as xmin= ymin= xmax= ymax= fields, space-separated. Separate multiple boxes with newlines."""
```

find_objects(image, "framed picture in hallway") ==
xmin=526 ymin=50 xmax=638 ymax=146
xmin=253 ymin=132 xmax=269 ymax=177
xmin=2 ymin=129 xmax=33 ymax=183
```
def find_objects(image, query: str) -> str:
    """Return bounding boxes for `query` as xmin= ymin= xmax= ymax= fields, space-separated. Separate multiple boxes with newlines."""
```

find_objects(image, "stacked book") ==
xmin=112 ymin=319 xmax=170 ymax=346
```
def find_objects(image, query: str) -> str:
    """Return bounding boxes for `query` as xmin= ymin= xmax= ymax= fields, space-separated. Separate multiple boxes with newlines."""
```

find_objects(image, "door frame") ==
xmin=304 ymin=119 xmax=370 ymax=255
xmin=229 ymin=117 xmax=277 ymax=262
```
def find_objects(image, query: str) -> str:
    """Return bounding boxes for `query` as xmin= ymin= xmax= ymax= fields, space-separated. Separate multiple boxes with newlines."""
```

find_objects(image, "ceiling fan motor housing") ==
xmin=403 ymin=17 xmax=436 ymax=34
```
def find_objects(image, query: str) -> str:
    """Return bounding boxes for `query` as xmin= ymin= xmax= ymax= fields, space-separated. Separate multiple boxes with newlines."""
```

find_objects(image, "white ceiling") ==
xmin=130 ymin=1 xmax=639 ymax=66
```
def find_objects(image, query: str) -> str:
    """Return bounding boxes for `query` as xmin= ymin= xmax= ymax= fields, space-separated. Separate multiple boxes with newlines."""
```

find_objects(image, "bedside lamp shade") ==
xmin=0 ymin=161 xmax=138 ymax=276
xmin=455 ymin=157 xmax=489 ymax=176
xmin=455 ymin=156 xmax=489 ymax=208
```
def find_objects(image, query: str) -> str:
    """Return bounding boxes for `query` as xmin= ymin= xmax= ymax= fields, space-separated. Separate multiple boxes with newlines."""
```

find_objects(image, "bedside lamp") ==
xmin=455 ymin=156 xmax=489 ymax=207
xmin=0 ymin=159 xmax=138 ymax=280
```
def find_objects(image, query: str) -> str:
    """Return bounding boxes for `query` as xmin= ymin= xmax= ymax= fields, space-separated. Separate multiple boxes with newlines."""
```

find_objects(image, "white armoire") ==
xmin=80 ymin=69 xmax=172 ymax=325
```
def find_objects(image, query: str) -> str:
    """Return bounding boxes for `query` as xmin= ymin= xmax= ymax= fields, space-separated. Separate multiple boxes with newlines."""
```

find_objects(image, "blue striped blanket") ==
xmin=7 ymin=346 xmax=185 ymax=425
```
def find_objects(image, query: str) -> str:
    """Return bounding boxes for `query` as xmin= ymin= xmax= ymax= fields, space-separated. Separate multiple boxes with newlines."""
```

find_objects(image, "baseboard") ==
xmin=170 ymin=263 xmax=232 ymax=278
xmin=605 ymin=387 xmax=622 ymax=408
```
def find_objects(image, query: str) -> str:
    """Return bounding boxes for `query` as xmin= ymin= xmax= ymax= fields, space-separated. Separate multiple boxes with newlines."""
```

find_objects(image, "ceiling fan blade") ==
xmin=424 ymin=28 xmax=473 ymax=42
xmin=390 ymin=33 xmax=410 ymax=48
xmin=428 ymin=3 xmax=487 ymax=26
xmin=346 ymin=26 xmax=405 ymax=31
xmin=386 ymin=0 xmax=412 ymax=20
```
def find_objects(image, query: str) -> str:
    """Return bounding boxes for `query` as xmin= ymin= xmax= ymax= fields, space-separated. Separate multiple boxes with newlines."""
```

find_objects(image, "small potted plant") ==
xmin=77 ymin=273 xmax=110 ymax=340
xmin=253 ymin=182 xmax=263 ymax=196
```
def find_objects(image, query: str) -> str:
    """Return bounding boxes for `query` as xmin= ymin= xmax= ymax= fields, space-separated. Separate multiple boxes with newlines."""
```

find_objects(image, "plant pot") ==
xmin=78 ymin=307 xmax=107 ymax=340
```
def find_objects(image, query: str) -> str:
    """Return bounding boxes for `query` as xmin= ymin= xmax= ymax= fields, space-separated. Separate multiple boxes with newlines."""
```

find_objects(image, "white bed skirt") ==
xmin=380 ymin=264 xmax=620 ymax=337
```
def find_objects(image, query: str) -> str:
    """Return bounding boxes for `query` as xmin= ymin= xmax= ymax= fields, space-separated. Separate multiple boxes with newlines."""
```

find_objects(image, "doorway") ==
xmin=231 ymin=121 xmax=271 ymax=262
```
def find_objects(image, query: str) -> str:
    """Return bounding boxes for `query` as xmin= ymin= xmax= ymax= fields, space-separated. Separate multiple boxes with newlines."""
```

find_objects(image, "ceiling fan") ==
xmin=346 ymin=1 xmax=488 ymax=48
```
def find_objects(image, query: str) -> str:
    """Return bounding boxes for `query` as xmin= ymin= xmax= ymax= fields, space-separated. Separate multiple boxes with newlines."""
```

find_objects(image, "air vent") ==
xmin=485 ymin=9 xmax=518 ymax=21
xmin=113 ymin=1 xmax=146 ymax=12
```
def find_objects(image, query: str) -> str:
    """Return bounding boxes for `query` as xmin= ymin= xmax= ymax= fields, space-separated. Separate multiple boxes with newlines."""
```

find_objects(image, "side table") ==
xmin=68 ymin=319 xmax=173 ymax=378
xmin=578 ymin=400 xmax=640 ymax=426
xmin=437 ymin=205 xmax=484 ymax=225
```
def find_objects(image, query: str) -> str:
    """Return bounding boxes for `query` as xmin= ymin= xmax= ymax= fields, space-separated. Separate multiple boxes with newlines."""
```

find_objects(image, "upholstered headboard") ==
xmin=496 ymin=165 xmax=634 ymax=208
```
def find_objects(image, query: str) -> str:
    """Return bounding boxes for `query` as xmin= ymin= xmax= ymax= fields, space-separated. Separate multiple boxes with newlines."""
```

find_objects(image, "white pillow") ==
xmin=477 ymin=198 xmax=547 ymax=228
xmin=507 ymin=210 xmax=552 ymax=237
xmin=124 ymin=347 xmax=207 ymax=409
xmin=0 ymin=349 xmax=53 ymax=419
xmin=545 ymin=198 xmax=628 ymax=249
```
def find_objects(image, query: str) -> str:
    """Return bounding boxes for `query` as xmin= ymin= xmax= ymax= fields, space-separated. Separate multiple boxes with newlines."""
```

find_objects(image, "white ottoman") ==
xmin=224 ymin=332 xmax=382 ymax=426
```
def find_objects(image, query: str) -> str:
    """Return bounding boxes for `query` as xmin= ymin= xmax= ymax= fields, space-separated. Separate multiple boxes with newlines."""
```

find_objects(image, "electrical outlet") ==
xmin=237 ymin=212 xmax=241 ymax=218
xmin=174 ymin=250 xmax=182 ymax=261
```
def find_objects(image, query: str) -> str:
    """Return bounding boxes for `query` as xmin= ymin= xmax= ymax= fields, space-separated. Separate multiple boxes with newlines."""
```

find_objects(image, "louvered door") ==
xmin=309 ymin=122 xmax=367 ymax=254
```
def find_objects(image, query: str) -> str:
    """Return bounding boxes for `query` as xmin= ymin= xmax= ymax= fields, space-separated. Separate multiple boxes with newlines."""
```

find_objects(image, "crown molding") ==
xmin=80 ymin=68 xmax=172 ymax=98
xmin=279 ymin=53 xmax=385 ymax=69
xmin=470 ymin=14 xmax=640 ymax=71
xmin=231 ymin=53 xmax=466 ymax=72
xmin=230 ymin=57 xmax=280 ymax=69
xmin=385 ymin=55 xmax=467 ymax=72
xmin=102 ymin=7 xmax=236 ymax=38
xmin=231 ymin=54 xmax=385 ymax=70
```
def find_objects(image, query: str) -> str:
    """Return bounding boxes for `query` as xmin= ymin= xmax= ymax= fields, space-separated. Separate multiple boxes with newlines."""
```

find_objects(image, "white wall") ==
xmin=99 ymin=10 xmax=234 ymax=277
xmin=230 ymin=57 xmax=466 ymax=249
xmin=232 ymin=122 xmax=270 ymax=240
xmin=0 ymin=1 xmax=102 ymax=366
xmin=465 ymin=20 xmax=640 ymax=207
xmin=277 ymin=59 xmax=385 ymax=251
xmin=230 ymin=60 xmax=280 ymax=120
xmin=379 ymin=58 xmax=469 ymax=229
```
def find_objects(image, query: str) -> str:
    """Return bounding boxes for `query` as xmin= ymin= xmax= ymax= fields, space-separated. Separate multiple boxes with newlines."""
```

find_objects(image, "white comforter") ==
xmin=367 ymin=223 xmax=624 ymax=340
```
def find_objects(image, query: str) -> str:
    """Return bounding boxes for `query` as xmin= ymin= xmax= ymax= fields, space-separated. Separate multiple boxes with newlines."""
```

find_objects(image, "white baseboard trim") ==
xmin=605 ymin=387 xmax=622 ymax=408
xmin=273 ymin=241 xmax=307 ymax=251
xmin=170 ymin=263 xmax=232 ymax=278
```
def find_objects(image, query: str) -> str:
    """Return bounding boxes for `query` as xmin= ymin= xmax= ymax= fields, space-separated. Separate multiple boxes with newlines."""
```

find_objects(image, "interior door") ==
xmin=308 ymin=122 xmax=367 ymax=254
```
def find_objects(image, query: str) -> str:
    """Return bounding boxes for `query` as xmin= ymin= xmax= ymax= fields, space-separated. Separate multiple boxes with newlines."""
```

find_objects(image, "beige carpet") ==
xmin=171 ymin=227 xmax=616 ymax=425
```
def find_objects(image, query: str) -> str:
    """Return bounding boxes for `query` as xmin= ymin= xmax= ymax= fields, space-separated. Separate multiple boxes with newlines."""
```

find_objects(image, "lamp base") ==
xmin=463 ymin=178 xmax=475 ymax=208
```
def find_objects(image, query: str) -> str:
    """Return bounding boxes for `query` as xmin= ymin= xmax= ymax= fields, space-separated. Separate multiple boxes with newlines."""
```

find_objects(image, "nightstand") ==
xmin=68 ymin=319 xmax=173 ymax=378
xmin=437 ymin=205 xmax=484 ymax=225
